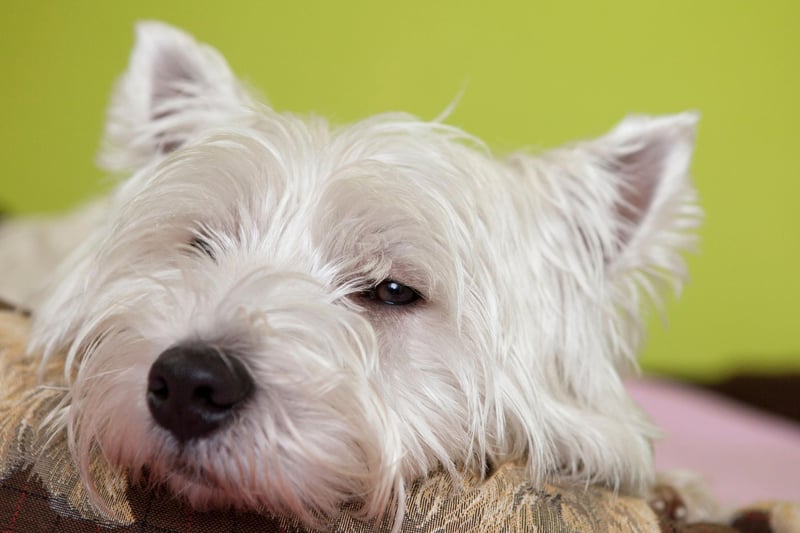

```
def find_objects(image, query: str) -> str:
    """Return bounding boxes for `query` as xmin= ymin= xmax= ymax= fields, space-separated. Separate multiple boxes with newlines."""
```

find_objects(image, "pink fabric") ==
xmin=627 ymin=377 xmax=800 ymax=506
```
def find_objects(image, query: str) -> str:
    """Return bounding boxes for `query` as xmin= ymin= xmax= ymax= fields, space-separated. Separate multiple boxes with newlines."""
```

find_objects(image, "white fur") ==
xmin=0 ymin=199 xmax=107 ymax=306
xmin=26 ymin=21 xmax=700 ymax=529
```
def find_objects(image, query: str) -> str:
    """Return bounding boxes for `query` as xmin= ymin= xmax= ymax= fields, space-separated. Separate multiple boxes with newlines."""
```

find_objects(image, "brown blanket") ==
xmin=0 ymin=309 xmax=795 ymax=532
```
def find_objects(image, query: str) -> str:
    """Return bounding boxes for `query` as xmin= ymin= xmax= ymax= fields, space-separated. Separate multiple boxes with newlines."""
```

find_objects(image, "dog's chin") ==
xmin=161 ymin=469 xmax=230 ymax=506
xmin=167 ymin=473 xmax=259 ymax=512
xmin=156 ymin=464 xmax=380 ymax=529
xmin=128 ymin=447 xmax=230 ymax=500
xmin=138 ymin=453 xmax=310 ymax=519
xmin=124 ymin=433 xmax=378 ymax=527
xmin=162 ymin=452 xmax=226 ymax=493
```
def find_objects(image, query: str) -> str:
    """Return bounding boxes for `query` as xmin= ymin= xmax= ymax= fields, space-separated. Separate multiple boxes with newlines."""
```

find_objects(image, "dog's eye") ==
xmin=189 ymin=237 xmax=215 ymax=260
xmin=365 ymin=280 xmax=422 ymax=306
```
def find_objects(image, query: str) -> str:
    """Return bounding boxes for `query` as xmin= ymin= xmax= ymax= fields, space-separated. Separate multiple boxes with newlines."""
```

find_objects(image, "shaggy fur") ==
xmin=22 ymin=22 xmax=700 ymax=529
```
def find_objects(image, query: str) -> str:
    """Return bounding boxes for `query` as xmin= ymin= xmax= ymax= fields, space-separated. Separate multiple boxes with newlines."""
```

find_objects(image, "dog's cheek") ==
xmin=369 ymin=308 xmax=478 ymax=477
xmin=72 ymin=351 xmax=159 ymax=473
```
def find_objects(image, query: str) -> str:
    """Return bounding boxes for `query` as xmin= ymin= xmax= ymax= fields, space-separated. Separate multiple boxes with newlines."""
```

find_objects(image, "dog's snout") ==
xmin=147 ymin=344 xmax=254 ymax=442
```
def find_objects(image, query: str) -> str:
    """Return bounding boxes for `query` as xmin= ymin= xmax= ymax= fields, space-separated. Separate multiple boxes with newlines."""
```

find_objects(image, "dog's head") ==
xmin=32 ymin=22 xmax=700 ymax=527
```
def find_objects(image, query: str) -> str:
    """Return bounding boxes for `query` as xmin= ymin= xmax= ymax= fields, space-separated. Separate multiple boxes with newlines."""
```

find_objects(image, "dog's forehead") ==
xmin=264 ymin=110 xmax=500 ymax=196
xmin=138 ymin=111 xmax=508 ymax=230
xmin=106 ymin=110 xmax=510 ymax=288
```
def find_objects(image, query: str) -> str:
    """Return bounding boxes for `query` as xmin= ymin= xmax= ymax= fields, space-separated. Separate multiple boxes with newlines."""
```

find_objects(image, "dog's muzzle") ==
xmin=146 ymin=343 xmax=254 ymax=442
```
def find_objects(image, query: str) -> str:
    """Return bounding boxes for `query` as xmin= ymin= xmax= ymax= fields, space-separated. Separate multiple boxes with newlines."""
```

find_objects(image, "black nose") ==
xmin=147 ymin=344 xmax=254 ymax=442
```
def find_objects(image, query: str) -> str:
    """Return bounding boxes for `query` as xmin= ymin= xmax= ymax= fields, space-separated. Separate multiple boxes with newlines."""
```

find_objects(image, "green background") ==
xmin=2 ymin=2 xmax=798 ymax=379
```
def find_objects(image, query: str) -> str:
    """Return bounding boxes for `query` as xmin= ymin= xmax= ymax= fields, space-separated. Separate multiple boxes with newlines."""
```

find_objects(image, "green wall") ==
xmin=2 ymin=1 xmax=798 ymax=379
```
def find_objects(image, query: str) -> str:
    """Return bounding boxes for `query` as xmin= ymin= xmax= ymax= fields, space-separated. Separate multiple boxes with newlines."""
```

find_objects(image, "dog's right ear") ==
xmin=98 ymin=22 xmax=252 ymax=172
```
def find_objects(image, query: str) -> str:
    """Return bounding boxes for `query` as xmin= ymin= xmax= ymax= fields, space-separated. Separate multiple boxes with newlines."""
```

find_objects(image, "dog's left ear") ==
xmin=512 ymin=112 xmax=700 ymax=313
xmin=98 ymin=22 xmax=253 ymax=172
xmin=588 ymin=113 xmax=700 ymax=276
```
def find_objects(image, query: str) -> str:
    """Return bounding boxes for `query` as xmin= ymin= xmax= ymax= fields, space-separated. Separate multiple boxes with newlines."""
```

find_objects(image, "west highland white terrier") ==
xmin=19 ymin=21 xmax=700 ymax=529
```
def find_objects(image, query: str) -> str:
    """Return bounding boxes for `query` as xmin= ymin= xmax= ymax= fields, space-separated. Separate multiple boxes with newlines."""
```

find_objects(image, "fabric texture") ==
xmin=0 ymin=308 xmax=795 ymax=532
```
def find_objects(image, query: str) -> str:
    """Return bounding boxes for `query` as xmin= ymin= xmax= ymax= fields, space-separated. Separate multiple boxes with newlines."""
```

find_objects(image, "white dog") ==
xmin=18 ymin=22 xmax=700 ymax=529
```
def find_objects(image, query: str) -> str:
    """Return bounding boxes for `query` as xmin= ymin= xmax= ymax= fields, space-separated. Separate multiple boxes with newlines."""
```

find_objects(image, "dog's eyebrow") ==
xmin=0 ymin=298 xmax=31 ymax=317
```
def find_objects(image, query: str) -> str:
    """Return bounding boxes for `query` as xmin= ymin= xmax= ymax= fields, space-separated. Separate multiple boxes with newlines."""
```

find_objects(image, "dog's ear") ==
xmin=584 ymin=114 xmax=701 ymax=352
xmin=576 ymin=113 xmax=700 ymax=331
xmin=98 ymin=22 xmax=252 ymax=172
xmin=587 ymin=113 xmax=700 ymax=275
xmin=509 ymin=113 xmax=700 ymax=346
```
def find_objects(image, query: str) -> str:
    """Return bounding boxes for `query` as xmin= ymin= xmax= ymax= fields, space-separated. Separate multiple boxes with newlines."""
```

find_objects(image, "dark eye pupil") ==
xmin=373 ymin=280 xmax=420 ymax=305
